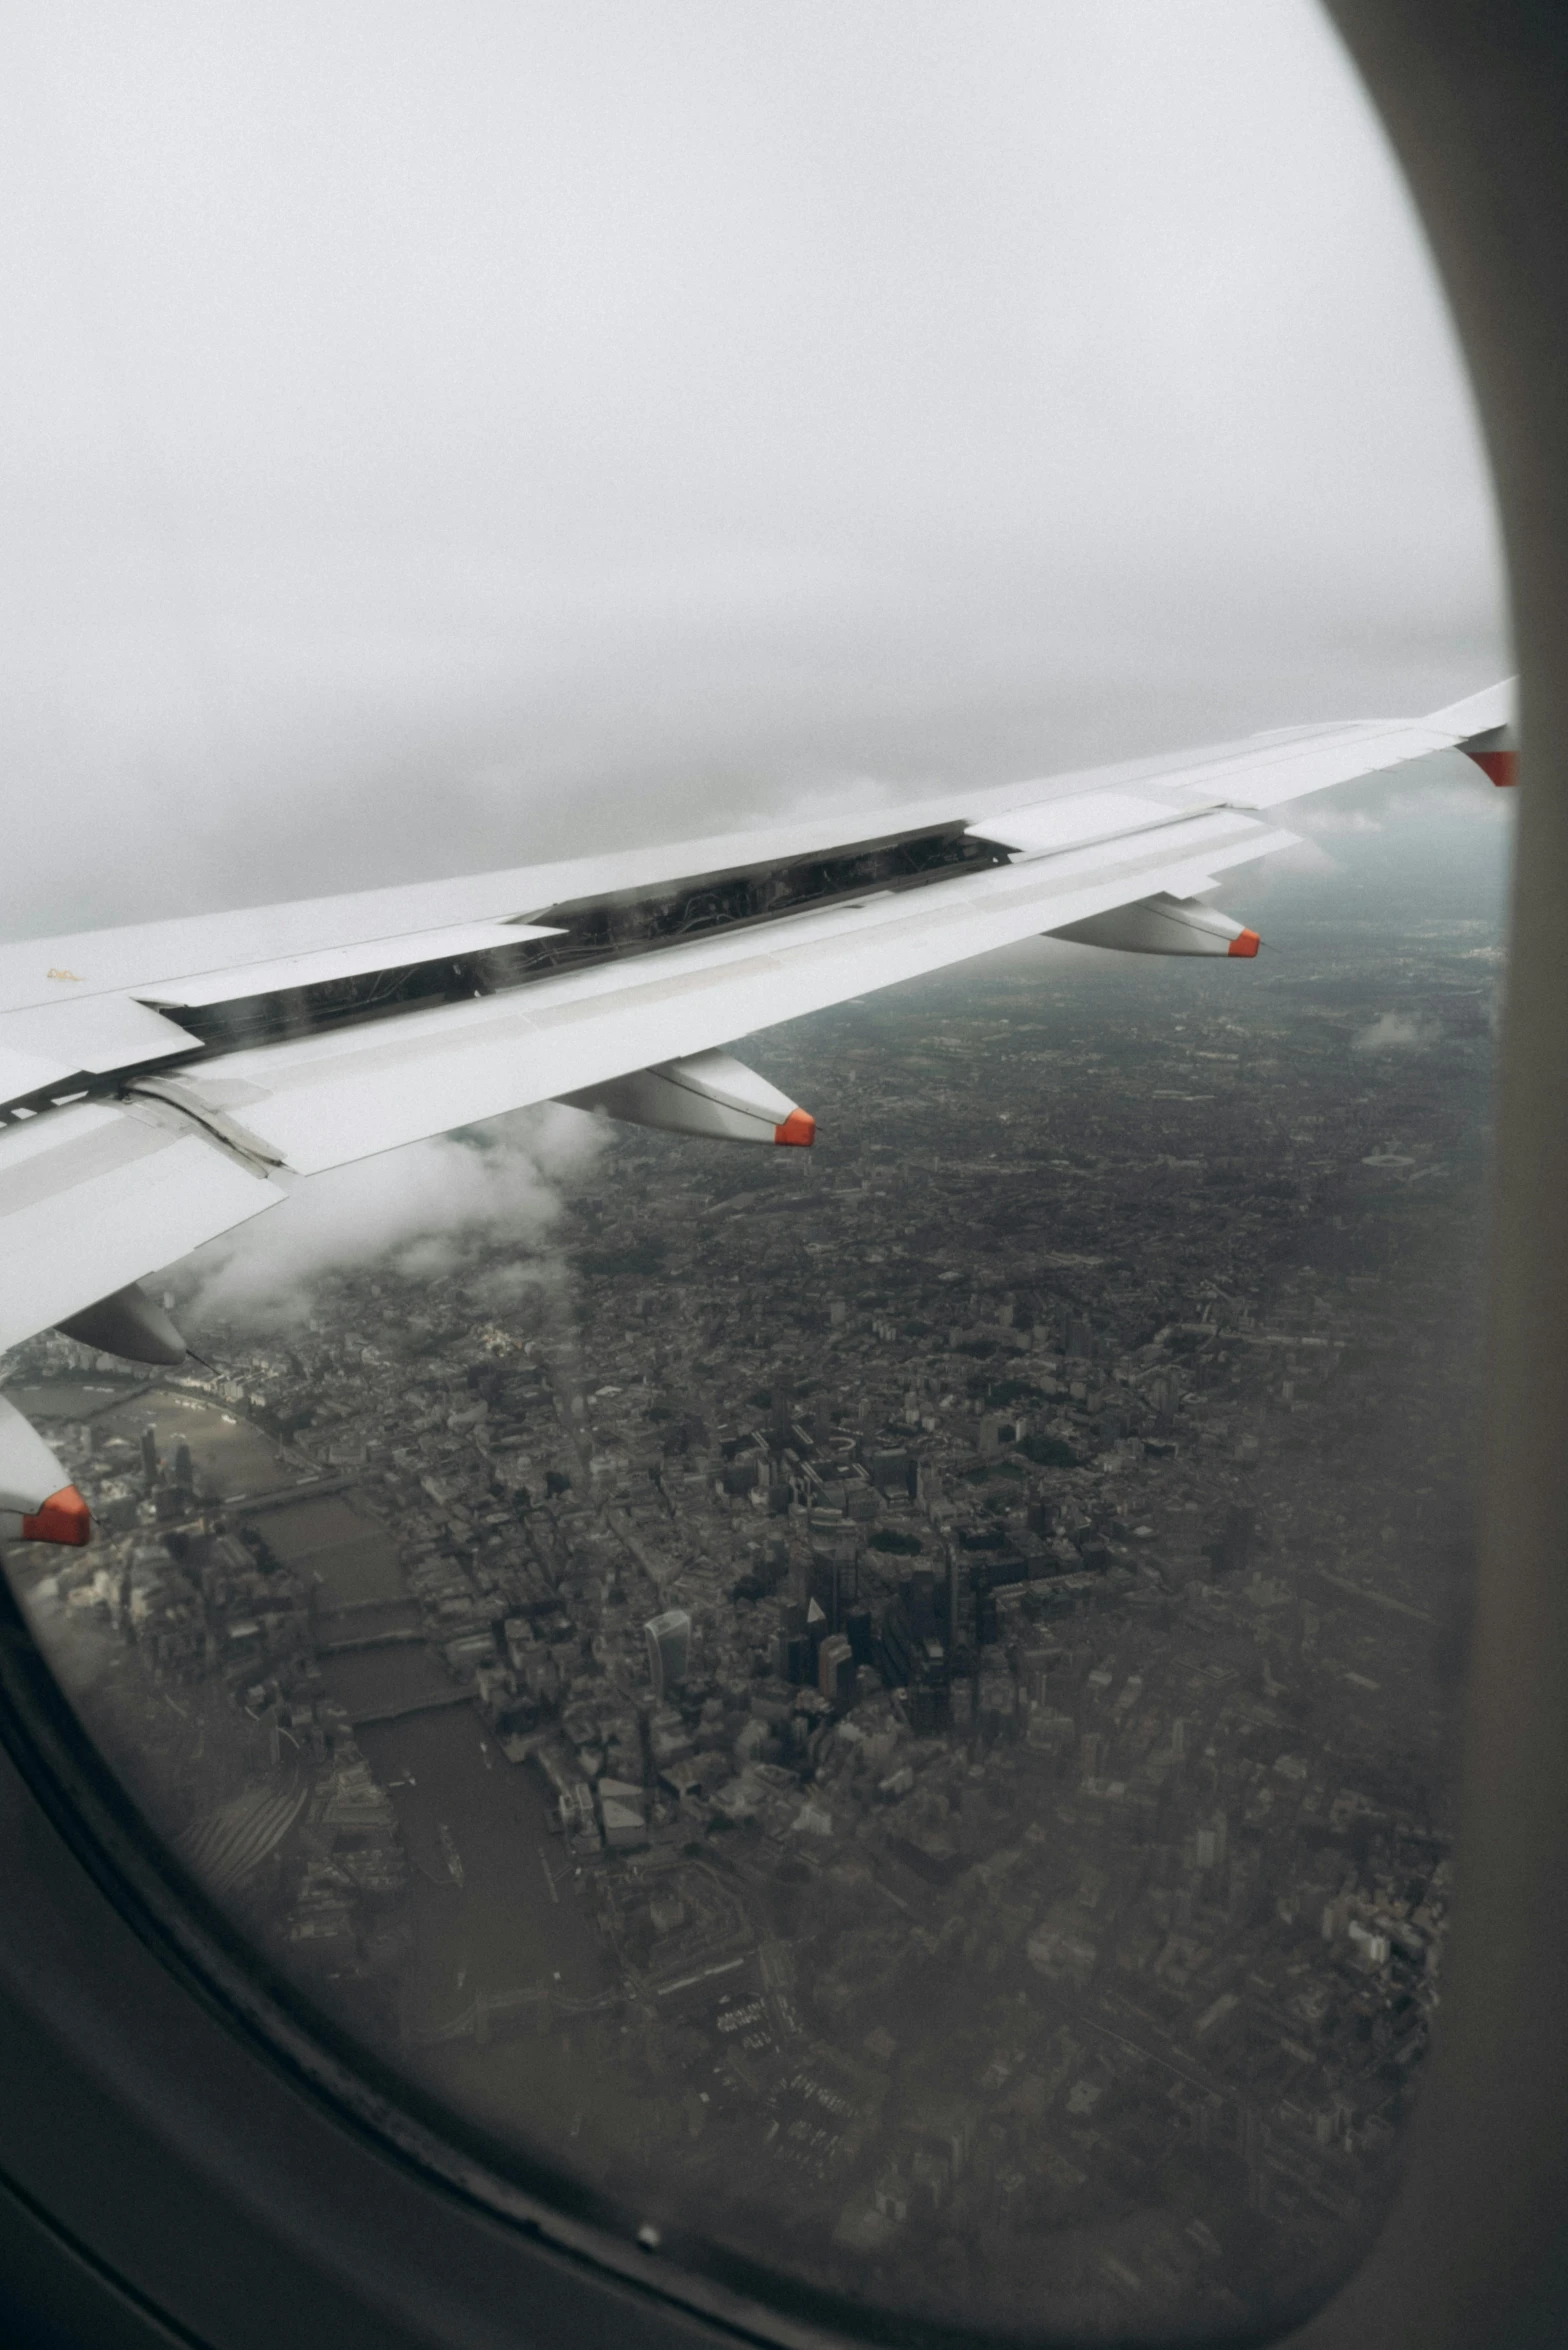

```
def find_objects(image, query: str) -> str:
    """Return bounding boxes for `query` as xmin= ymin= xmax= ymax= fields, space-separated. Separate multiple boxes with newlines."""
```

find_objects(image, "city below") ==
xmin=1 ymin=899 xmax=1496 ymax=2339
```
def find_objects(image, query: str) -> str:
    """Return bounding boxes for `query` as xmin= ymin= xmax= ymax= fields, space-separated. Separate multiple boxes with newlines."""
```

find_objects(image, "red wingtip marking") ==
xmin=1467 ymin=748 xmax=1518 ymax=788
xmin=774 ymin=1108 xmax=816 ymax=1147
xmin=1227 ymin=929 xmax=1261 ymax=959
xmin=21 ymin=1486 xmax=92 ymax=1546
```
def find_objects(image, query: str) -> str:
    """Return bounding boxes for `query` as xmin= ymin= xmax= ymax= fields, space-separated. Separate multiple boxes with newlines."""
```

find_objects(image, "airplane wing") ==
xmin=0 ymin=676 xmax=1514 ymax=1491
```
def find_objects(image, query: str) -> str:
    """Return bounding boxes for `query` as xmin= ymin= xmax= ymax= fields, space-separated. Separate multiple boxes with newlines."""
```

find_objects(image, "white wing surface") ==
xmin=0 ymin=679 xmax=1514 ymax=1367
xmin=0 ymin=1102 xmax=286 ymax=1354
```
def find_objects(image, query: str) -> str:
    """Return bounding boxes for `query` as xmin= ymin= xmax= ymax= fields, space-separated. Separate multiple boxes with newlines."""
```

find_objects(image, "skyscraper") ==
xmin=817 ymin=1632 xmax=854 ymax=1710
xmin=644 ymin=1608 xmax=691 ymax=1702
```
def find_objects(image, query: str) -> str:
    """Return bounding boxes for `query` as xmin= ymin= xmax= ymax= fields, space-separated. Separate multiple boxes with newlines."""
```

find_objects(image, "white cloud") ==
xmin=1255 ymin=837 xmax=1342 ymax=879
xmin=1351 ymin=1011 xmax=1440 ymax=1054
xmin=1291 ymin=807 xmax=1383 ymax=839
xmin=1280 ymin=746 xmax=1517 ymax=835
xmin=175 ymin=1101 xmax=605 ymax=1329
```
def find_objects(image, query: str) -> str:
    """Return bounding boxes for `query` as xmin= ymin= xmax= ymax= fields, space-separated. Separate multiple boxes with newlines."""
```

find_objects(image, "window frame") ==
xmin=1 ymin=6 xmax=1565 ymax=2343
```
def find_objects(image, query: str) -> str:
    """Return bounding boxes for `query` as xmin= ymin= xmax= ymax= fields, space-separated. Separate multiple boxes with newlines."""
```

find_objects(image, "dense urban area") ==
xmin=2 ymin=885 xmax=1499 ymax=2338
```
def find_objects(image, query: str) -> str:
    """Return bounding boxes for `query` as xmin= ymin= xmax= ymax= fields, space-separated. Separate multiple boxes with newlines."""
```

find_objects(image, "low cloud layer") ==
xmin=0 ymin=3 xmax=1507 ymax=942
xmin=174 ymin=1102 xmax=606 ymax=1332
xmin=1352 ymin=1011 xmax=1441 ymax=1055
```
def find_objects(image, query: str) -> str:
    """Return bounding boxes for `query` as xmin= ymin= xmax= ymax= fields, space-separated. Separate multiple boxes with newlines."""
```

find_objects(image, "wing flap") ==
xmin=0 ymin=677 xmax=1511 ymax=1359
xmin=0 ymin=684 xmax=1510 ymax=1032
xmin=137 ymin=919 xmax=564 ymax=1009
xmin=128 ymin=806 xmax=1295 ymax=1175
xmin=1170 ymin=717 xmax=1462 ymax=811
xmin=0 ymin=994 xmax=199 ymax=1111
xmin=977 ymin=718 xmax=1460 ymax=828
xmin=967 ymin=791 xmax=1193 ymax=858
xmin=0 ymin=1101 xmax=287 ymax=1353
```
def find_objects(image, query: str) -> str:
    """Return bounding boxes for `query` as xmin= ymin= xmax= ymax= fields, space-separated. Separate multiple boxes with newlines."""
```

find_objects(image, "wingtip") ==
xmin=1427 ymin=677 xmax=1516 ymax=737
xmin=1227 ymin=929 xmax=1261 ymax=959
xmin=774 ymin=1108 xmax=816 ymax=1147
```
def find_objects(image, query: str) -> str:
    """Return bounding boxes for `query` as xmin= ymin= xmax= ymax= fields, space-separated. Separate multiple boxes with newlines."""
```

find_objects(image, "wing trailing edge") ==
xmin=0 ymin=1099 xmax=286 ymax=1356
xmin=0 ymin=672 xmax=1515 ymax=1423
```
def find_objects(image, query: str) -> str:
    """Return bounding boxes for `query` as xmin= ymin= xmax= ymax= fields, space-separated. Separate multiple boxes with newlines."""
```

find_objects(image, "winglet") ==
xmin=774 ymin=1109 xmax=816 ymax=1147
xmin=1427 ymin=678 xmax=1518 ymax=785
xmin=1465 ymin=742 xmax=1517 ymax=788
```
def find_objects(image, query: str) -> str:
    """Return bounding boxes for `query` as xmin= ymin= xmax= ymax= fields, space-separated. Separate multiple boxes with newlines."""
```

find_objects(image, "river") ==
xmin=4 ymin=1374 xmax=616 ymax=2129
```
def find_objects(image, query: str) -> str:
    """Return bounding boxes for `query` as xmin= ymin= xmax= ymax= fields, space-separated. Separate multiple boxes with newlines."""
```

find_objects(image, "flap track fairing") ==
xmin=558 ymin=1050 xmax=815 ymax=1147
xmin=1048 ymin=892 xmax=1260 ymax=957
xmin=0 ymin=1393 xmax=90 ymax=1546
xmin=55 ymin=1279 xmax=188 ymax=1366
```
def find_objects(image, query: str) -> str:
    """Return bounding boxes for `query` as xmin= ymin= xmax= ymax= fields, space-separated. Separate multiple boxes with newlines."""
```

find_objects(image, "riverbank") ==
xmin=4 ymin=1374 xmax=614 ymax=2069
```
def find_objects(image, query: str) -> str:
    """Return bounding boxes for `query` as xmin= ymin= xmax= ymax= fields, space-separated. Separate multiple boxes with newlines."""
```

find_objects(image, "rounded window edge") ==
xmin=0 ymin=7 xmax=1555 ymax=2347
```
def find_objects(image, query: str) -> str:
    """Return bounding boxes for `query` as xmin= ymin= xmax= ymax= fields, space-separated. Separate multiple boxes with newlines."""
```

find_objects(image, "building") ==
xmin=644 ymin=1608 xmax=692 ymax=1700
xmin=817 ymin=1632 xmax=855 ymax=1710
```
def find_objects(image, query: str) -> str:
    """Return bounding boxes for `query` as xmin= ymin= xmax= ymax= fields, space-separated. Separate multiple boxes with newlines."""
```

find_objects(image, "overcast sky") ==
xmin=0 ymin=1 xmax=1510 ymax=941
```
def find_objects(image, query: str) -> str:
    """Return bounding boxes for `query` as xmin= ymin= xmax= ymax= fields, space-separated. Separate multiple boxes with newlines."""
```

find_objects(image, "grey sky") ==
xmin=0 ymin=2 xmax=1508 ymax=940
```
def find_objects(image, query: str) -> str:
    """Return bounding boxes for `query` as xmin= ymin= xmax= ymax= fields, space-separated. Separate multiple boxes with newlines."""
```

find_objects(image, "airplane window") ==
xmin=0 ymin=5 xmax=1510 ymax=2342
